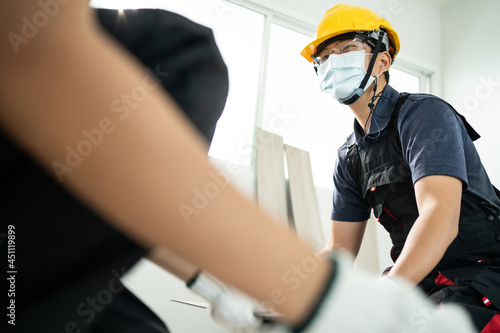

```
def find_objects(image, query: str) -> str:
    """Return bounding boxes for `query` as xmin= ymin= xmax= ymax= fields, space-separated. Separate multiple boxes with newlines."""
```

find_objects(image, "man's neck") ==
xmin=349 ymin=81 xmax=388 ymax=134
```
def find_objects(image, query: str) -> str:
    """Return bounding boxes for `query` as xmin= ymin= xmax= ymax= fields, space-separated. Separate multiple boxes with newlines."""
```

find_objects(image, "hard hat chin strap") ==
xmin=340 ymin=31 xmax=386 ymax=105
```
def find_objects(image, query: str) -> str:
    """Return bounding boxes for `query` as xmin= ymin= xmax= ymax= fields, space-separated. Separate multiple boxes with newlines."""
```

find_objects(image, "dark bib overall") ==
xmin=346 ymin=94 xmax=500 ymax=331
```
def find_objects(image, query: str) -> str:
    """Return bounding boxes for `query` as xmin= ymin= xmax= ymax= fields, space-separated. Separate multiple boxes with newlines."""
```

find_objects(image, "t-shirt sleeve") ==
xmin=330 ymin=149 xmax=371 ymax=221
xmin=398 ymin=97 xmax=468 ymax=187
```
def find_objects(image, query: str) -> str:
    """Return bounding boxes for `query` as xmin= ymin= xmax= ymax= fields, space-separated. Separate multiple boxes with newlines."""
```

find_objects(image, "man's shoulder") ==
xmin=398 ymin=93 xmax=455 ymax=123
xmin=403 ymin=93 xmax=451 ymax=109
xmin=403 ymin=93 xmax=449 ymax=106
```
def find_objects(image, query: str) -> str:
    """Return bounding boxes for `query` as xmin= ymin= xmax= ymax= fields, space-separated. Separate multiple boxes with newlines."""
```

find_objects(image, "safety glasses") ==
xmin=313 ymin=38 xmax=370 ymax=68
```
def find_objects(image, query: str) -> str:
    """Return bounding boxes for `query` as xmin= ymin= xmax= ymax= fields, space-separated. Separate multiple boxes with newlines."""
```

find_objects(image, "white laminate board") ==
xmin=284 ymin=144 xmax=324 ymax=248
xmin=256 ymin=128 xmax=289 ymax=226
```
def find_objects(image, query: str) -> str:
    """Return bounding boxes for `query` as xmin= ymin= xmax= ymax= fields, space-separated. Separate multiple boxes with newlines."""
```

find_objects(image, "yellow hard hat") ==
xmin=301 ymin=4 xmax=400 ymax=62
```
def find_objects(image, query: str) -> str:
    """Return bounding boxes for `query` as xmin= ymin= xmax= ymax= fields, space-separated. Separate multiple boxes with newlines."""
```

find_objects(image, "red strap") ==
xmin=435 ymin=271 xmax=455 ymax=286
xmin=481 ymin=314 xmax=500 ymax=333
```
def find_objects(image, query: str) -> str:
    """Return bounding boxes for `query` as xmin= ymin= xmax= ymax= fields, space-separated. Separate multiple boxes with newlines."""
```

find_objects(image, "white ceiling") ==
xmin=416 ymin=0 xmax=455 ymax=9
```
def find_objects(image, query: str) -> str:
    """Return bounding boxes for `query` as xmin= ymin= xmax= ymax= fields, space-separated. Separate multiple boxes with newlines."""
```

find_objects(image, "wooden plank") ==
xmin=284 ymin=144 xmax=325 ymax=248
xmin=256 ymin=128 xmax=289 ymax=226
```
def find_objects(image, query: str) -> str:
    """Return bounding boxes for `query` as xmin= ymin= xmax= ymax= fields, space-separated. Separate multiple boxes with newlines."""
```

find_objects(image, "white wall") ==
xmin=441 ymin=0 xmax=500 ymax=186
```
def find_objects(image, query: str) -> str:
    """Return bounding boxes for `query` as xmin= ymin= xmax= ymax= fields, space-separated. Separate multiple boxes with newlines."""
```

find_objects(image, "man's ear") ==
xmin=380 ymin=51 xmax=392 ymax=72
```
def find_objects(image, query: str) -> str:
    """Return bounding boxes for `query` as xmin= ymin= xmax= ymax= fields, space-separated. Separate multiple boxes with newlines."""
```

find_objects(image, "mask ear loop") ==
xmin=364 ymin=73 xmax=387 ymax=139
xmin=364 ymin=76 xmax=378 ymax=136
xmin=363 ymin=32 xmax=390 ymax=138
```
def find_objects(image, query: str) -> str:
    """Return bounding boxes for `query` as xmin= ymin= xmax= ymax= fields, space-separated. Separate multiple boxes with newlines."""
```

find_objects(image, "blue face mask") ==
xmin=317 ymin=50 xmax=375 ymax=105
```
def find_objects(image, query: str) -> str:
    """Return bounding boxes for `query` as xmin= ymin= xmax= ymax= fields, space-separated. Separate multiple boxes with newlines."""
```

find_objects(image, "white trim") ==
xmin=225 ymin=0 xmax=317 ymax=35
xmin=250 ymin=12 xmax=273 ymax=166
xmin=271 ymin=13 xmax=316 ymax=37
xmin=255 ymin=13 xmax=273 ymax=129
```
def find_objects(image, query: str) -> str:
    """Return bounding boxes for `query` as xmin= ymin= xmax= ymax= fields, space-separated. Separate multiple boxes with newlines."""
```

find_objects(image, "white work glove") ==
xmin=188 ymin=271 xmax=283 ymax=333
xmin=275 ymin=251 xmax=476 ymax=333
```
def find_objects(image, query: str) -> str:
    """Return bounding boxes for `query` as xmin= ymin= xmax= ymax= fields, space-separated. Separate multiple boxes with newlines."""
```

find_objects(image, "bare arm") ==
xmin=149 ymin=247 xmax=199 ymax=282
xmin=387 ymin=175 xmax=461 ymax=284
xmin=318 ymin=220 xmax=367 ymax=258
xmin=0 ymin=1 xmax=330 ymax=325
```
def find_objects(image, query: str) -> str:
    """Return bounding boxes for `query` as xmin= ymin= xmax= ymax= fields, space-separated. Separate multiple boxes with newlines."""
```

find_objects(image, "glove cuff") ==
xmin=186 ymin=271 xmax=202 ymax=288
xmin=292 ymin=252 xmax=339 ymax=333
xmin=188 ymin=272 xmax=226 ymax=302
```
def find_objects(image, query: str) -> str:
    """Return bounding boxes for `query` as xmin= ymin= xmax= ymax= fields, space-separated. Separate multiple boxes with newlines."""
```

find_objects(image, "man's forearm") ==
xmin=330 ymin=220 xmax=368 ymax=258
xmin=387 ymin=205 xmax=459 ymax=284
xmin=148 ymin=247 xmax=199 ymax=282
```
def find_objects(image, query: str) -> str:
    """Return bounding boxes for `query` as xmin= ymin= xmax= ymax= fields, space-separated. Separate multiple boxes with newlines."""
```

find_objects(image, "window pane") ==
xmin=262 ymin=24 xmax=354 ymax=189
xmin=389 ymin=67 xmax=421 ymax=93
xmin=91 ymin=0 xmax=264 ymax=166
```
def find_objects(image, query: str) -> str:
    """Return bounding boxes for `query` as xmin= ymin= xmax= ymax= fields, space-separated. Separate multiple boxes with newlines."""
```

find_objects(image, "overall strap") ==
xmin=456 ymin=112 xmax=481 ymax=141
xmin=393 ymin=93 xmax=410 ymax=117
